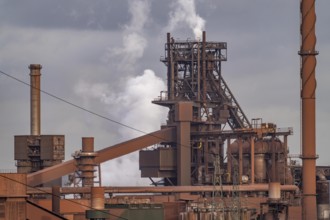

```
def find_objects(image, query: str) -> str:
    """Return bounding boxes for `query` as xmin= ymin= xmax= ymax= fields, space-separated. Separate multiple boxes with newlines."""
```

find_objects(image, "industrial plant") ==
xmin=0 ymin=0 xmax=329 ymax=219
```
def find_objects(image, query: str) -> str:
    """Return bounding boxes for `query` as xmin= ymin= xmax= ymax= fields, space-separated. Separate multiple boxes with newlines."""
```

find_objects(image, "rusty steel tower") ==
xmin=157 ymin=32 xmax=251 ymax=130
xmin=149 ymin=32 xmax=253 ymax=186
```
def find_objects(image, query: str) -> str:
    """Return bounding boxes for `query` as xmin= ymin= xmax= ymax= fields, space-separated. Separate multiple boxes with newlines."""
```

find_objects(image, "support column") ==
xmin=284 ymin=135 xmax=288 ymax=184
xmin=86 ymin=187 xmax=109 ymax=220
xmin=175 ymin=102 xmax=192 ymax=185
xmin=227 ymin=138 xmax=232 ymax=183
xmin=250 ymin=137 xmax=255 ymax=184
xmin=238 ymin=138 xmax=243 ymax=185
xmin=271 ymin=138 xmax=276 ymax=182
xmin=52 ymin=186 xmax=60 ymax=215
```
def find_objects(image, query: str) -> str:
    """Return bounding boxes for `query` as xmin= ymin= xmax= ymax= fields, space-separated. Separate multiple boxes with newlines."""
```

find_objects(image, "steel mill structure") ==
xmin=1 ymin=0 xmax=330 ymax=219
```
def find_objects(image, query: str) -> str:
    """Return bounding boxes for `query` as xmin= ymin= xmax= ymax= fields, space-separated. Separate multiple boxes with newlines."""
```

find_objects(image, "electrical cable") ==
xmin=0 ymin=69 xmax=185 ymax=147
xmin=0 ymin=68 xmax=224 ymax=156
xmin=0 ymin=174 xmax=128 ymax=220
xmin=0 ymin=69 xmax=148 ymax=136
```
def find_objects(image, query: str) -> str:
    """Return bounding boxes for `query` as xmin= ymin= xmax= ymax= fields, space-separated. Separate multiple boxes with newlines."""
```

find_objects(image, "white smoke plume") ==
xmin=102 ymin=70 xmax=167 ymax=186
xmin=166 ymin=0 xmax=206 ymax=40
xmin=105 ymin=0 xmax=150 ymax=73
xmin=114 ymin=70 xmax=167 ymax=138
xmin=75 ymin=70 xmax=167 ymax=139
xmin=74 ymin=0 xmax=168 ymax=186
xmin=74 ymin=70 xmax=167 ymax=185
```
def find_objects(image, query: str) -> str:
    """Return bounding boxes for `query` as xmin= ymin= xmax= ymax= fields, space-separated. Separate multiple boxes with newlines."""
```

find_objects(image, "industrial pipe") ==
xmin=238 ymin=138 xmax=243 ymax=184
xmin=91 ymin=187 xmax=105 ymax=210
xmin=202 ymin=31 xmax=206 ymax=104
xmin=227 ymin=139 xmax=232 ymax=183
xmin=28 ymin=184 xmax=299 ymax=195
xmin=167 ymin=33 xmax=174 ymax=100
xmin=86 ymin=187 xmax=109 ymax=220
xmin=80 ymin=137 xmax=97 ymax=187
xmin=52 ymin=186 xmax=61 ymax=215
xmin=250 ymin=137 xmax=255 ymax=184
xmin=268 ymin=182 xmax=281 ymax=200
xmin=299 ymin=0 xmax=318 ymax=219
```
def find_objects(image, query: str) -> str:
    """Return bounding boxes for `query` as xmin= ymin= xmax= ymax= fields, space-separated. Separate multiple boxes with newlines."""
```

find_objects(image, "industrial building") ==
xmin=0 ymin=0 xmax=329 ymax=219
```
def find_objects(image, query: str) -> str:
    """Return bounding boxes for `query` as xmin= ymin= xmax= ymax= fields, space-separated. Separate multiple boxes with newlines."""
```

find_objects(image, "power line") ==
xmin=0 ymin=69 xmax=181 ymax=145
xmin=0 ymin=174 xmax=128 ymax=220
xmin=0 ymin=69 xmax=220 ymax=157
xmin=0 ymin=69 xmax=148 ymax=135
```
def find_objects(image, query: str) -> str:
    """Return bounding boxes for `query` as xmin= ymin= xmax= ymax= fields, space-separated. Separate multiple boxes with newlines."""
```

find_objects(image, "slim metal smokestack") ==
xmin=29 ymin=64 xmax=42 ymax=136
xmin=299 ymin=0 xmax=318 ymax=219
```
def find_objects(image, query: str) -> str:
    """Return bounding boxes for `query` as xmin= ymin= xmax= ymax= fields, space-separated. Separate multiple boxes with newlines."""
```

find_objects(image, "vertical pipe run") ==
xmin=29 ymin=64 xmax=42 ymax=136
xmin=227 ymin=139 xmax=232 ymax=183
xmin=81 ymin=137 xmax=96 ymax=187
xmin=52 ymin=186 xmax=61 ymax=215
xmin=167 ymin=33 xmax=172 ymax=100
xmin=202 ymin=31 xmax=206 ymax=104
xmin=204 ymin=139 xmax=209 ymax=178
xmin=91 ymin=187 xmax=105 ymax=210
xmin=271 ymin=138 xmax=276 ymax=182
xmin=284 ymin=135 xmax=288 ymax=184
xmin=250 ymin=137 xmax=255 ymax=184
xmin=238 ymin=138 xmax=243 ymax=185
xmin=82 ymin=137 xmax=94 ymax=152
xmin=166 ymin=32 xmax=175 ymax=100
xmin=86 ymin=187 xmax=109 ymax=220
xmin=197 ymin=40 xmax=201 ymax=102
xmin=299 ymin=0 xmax=318 ymax=219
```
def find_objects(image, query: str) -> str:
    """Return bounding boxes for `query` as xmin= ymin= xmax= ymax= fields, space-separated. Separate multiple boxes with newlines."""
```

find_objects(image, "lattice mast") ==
xmin=159 ymin=31 xmax=251 ymax=129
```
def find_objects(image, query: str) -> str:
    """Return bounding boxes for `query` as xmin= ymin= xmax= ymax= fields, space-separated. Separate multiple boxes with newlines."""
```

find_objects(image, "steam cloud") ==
xmin=105 ymin=70 xmax=167 ymax=186
xmin=167 ymin=0 xmax=206 ymax=40
xmin=105 ymin=0 xmax=150 ymax=73
xmin=75 ymin=0 xmax=168 ymax=186
xmin=75 ymin=70 xmax=167 ymax=185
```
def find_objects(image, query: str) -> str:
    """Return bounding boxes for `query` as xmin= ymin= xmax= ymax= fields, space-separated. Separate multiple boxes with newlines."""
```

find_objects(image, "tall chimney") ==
xmin=299 ymin=0 xmax=318 ymax=219
xmin=29 ymin=64 xmax=42 ymax=136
